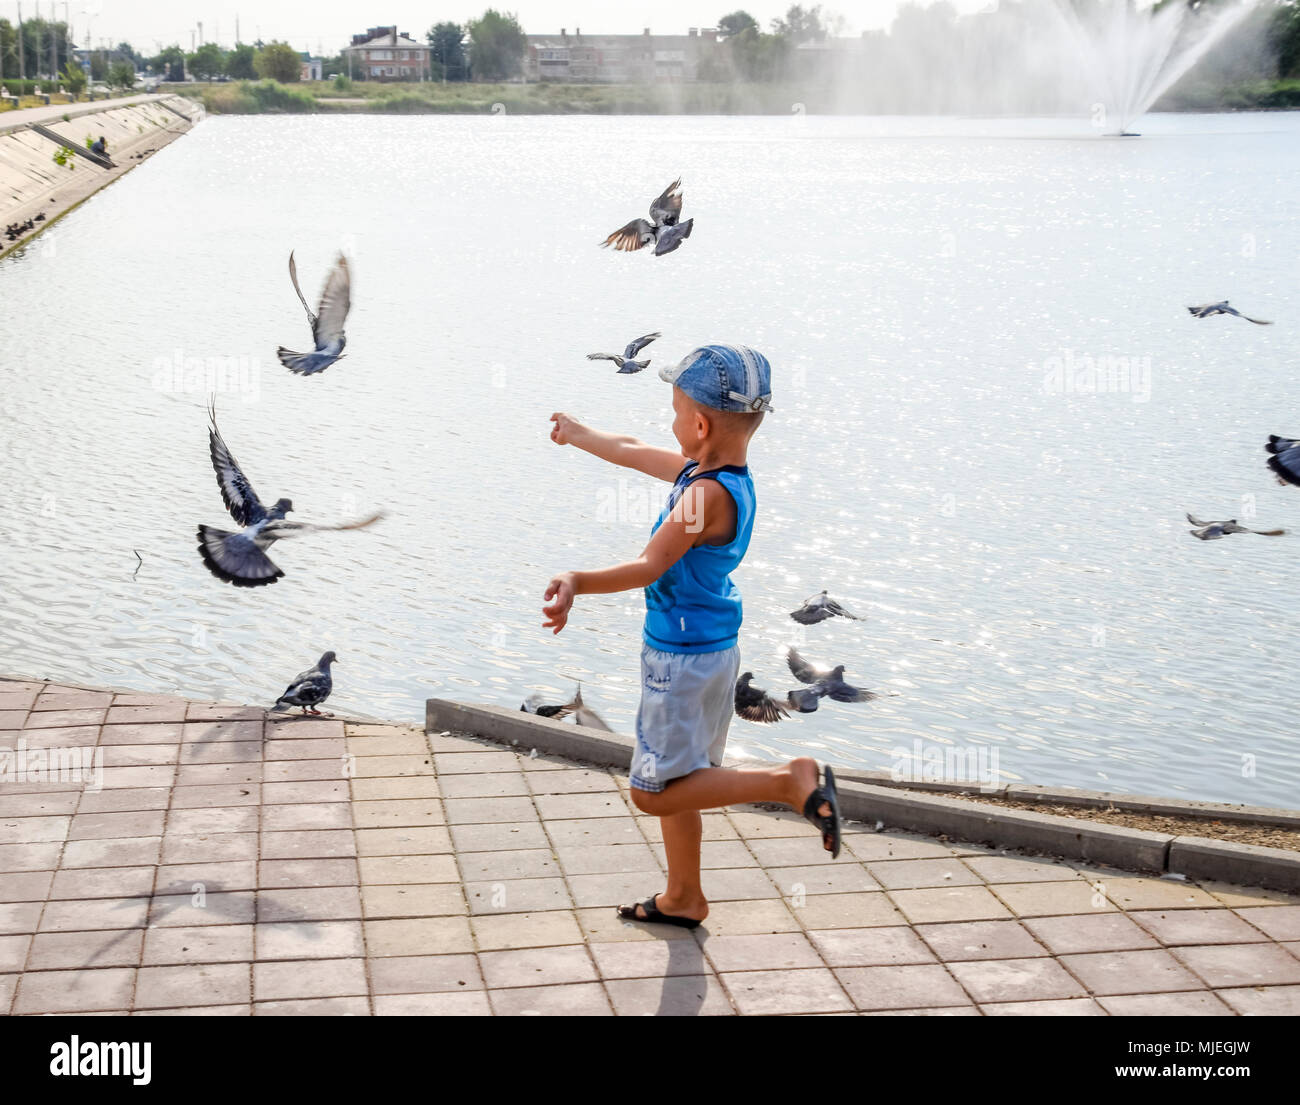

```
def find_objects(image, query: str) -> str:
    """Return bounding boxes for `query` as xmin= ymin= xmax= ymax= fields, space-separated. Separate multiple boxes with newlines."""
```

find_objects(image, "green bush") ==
xmin=331 ymin=74 xmax=353 ymax=93
xmin=202 ymin=79 xmax=316 ymax=114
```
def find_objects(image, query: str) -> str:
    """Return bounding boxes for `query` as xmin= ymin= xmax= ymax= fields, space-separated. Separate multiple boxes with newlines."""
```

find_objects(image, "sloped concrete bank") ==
xmin=425 ymin=699 xmax=1300 ymax=893
xmin=0 ymin=95 xmax=200 ymax=259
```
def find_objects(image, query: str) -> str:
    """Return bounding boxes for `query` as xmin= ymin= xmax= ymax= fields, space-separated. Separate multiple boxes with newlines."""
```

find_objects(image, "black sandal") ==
xmin=616 ymin=894 xmax=702 ymax=930
xmin=802 ymin=764 xmax=842 ymax=859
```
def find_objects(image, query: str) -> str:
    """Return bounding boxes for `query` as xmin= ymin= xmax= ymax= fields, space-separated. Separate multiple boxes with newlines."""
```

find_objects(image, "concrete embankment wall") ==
xmin=0 ymin=96 xmax=200 ymax=258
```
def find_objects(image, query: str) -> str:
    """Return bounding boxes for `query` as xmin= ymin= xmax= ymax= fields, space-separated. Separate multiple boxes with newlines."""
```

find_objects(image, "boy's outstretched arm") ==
xmin=550 ymin=412 xmax=686 ymax=483
xmin=543 ymin=481 xmax=728 ymax=634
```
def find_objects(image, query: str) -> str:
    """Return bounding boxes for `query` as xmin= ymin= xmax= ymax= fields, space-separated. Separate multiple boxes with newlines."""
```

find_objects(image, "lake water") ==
xmin=1 ymin=111 xmax=1298 ymax=807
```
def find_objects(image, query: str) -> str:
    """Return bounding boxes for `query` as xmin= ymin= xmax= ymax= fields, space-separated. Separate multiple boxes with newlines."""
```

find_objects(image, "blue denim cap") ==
xmin=659 ymin=344 xmax=774 ymax=413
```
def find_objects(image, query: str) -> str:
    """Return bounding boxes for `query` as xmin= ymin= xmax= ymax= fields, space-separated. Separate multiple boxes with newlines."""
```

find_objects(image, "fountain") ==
xmin=1047 ymin=0 xmax=1255 ymax=135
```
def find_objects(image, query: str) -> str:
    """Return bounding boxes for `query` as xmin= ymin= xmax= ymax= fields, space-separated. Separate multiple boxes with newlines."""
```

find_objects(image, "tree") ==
xmin=771 ymin=4 xmax=827 ymax=44
xmin=254 ymin=41 xmax=302 ymax=82
xmin=61 ymin=59 xmax=86 ymax=93
xmin=189 ymin=42 xmax=226 ymax=81
xmin=718 ymin=11 xmax=759 ymax=39
xmin=90 ymin=50 xmax=108 ymax=81
xmin=466 ymin=9 xmax=526 ymax=81
xmin=149 ymin=45 xmax=187 ymax=82
xmin=107 ymin=60 xmax=135 ymax=89
xmin=225 ymin=43 xmax=255 ymax=79
xmin=428 ymin=22 xmax=467 ymax=80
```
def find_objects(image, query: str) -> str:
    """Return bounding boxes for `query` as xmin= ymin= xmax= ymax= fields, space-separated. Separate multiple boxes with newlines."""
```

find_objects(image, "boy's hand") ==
xmin=550 ymin=412 xmax=582 ymax=446
xmin=543 ymin=571 xmax=577 ymax=634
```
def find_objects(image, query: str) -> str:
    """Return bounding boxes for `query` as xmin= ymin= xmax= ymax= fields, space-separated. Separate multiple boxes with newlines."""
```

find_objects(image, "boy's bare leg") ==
xmin=633 ymin=757 xmax=827 ymax=820
xmin=653 ymin=810 xmax=707 ymax=922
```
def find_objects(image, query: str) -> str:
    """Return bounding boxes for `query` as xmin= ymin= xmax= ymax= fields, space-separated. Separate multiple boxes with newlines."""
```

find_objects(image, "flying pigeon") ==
xmin=602 ymin=179 xmax=694 ymax=257
xmin=734 ymin=672 xmax=790 ymax=723
xmin=1187 ymin=513 xmax=1284 ymax=541
xmin=784 ymin=647 xmax=877 ymax=714
xmin=521 ymin=687 xmax=579 ymax=720
xmin=571 ymin=684 xmax=612 ymax=731
xmin=278 ymin=250 xmax=352 ymax=375
xmin=272 ymin=651 xmax=336 ymax=715
xmin=587 ymin=332 xmax=661 ymax=374
xmin=790 ymin=590 xmax=862 ymax=625
xmin=1187 ymin=301 xmax=1271 ymax=325
xmin=196 ymin=400 xmax=384 ymax=587
xmin=1266 ymin=436 xmax=1300 ymax=488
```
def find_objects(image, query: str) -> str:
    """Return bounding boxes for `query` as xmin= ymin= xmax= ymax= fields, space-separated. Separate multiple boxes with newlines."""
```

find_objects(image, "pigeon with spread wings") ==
xmin=1266 ymin=436 xmax=1300 ymax=488
xmin=602 ymin=179 xmax=694 ymax=257
xmin=196 ymin=401 xmax=383 ymax=587
xmin=1187 ymin=301 xmax=1271 ymax=325
xmin=278 ymin=251 xmax=352 ymax=375
xmin=784 ymin=647 xmax=878 ymax=714
xmin=735 ymin=672 xmax=791 ymax=724
xmin=587 ymin=331 xmax=661 ymax=374
xmin=1186 ymin=513 xmax=1284 ymax=541
xmin=790 ymin=590 xmax=862 ymax=625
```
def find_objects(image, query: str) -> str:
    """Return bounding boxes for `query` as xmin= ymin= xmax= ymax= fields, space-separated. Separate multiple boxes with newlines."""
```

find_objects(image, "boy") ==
xmin=542 ymin=344 xmax=840 ymax=929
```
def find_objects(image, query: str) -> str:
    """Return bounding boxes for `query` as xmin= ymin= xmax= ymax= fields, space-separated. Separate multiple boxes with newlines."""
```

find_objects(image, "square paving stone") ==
xmin=141 ymin=925 xmax=253 ymax=966
xmin=567 ymin=871 xmax=692 ymax=910
xmin=174 ymin=764 xmax=261 ymax=788
xmin=261 ymin=804 xmax=352 ymax=833
xmin=471 ymin=910 xmax=584 ymax=952
xmin=166 ymin=807 xmax=258 ymax=836
xmin=361 ymin=883 xmax=466 ymax=919
xmin=253 ymin=958 xmax=369 ymax=1002
xmin=354 ymin=826 xmax=452 ymax=856
xmin=1059 ymin=948 xmax=1205 ymax=995
xmin=915 ymin=919 xmax=1046 ymax=962
xmin=1170 ymin=943 xmax=1300 ymax=988
xmin=363 ymin=916 xmax=473 ymax=957
xmin=147 ymin=892 xmax=254 ymax=927
xmin=437 ymin=773 xmax=529 ymax=799
xmin=0 ymin=841 xmax=61 ymax=872
xmin=962 ymin=854 xmax=1086 ymax=883
xmin=0 ymin=902 xmax=46 ymax=935
xmin=946 ymin=957 xmax=1087 ymax=1004
xmin=264 ymin=761 xmax=343 ymax=783
xmin=77 ymin=787 xmax=173 ymax=814
xmin=891 ymin=886 xmax=1013 ymax=924
xmin=169 ymin=783 xmax=259 ymax=809
xmin=1022 ymin=913 xmax=1159 ymax=955
xmin=255 ymin=920 xmax=364 ymax=959
xmin=0 ymin=933 xmax=31 ymax=972
xmin=258 ymin=886 xmax=363 ymax=923
xmin=465 ymin=877 xmax=572 ymax=915
xmin=1102 ymin=877 xmax=1222 ymax=911
xmin=703 ymin=931 xmax=823 ymax=972
xmin=993 ymin=880 xmax=1114 ymax=917
xmin=534 ymin=793 xmax=632 ymax=821
xmin=1098 ymin=991 xmax=1234 ymax=1016
xmin=605 ymin=974 xmax=735 ymax=1016
xmin=449 ymin=821 xmax=548 ymax=852
xmin=260 ymin=780 xmax=349 ymax=805
xmin=809 ymin=926 xmax=939 ymax=967
xmin=479 ymin=944 xmax=598 ymax=989
xmin=488 ymin=981 xmax=612 ymax=1016
xmin=526 ymin=769 xmax=619 ymax=795
xmin=368 ymin=953 xmax=482 ymax=994
xmin=41 ymin=898 xmax=149 ymax=932
xmin=1130 ymin=908 xmax=1269 ymax=946
xmin=793 ymin=891 xmax=907 ymax=930
xmin=722 ymin=967 xmax=854 ymax=1014
xmin=351 ymin=799 xmax=443 ymax=829
xmin=433 ymin=751 xmax=520 ymax=775
xmin=14 ymin=967 xmax=135 ymax=1014
xmin=373 ymin=991 xmax=491 ymax=1016
xmin=160 ymin=833 xmax=256 ymax=864
xmin=865 ymin=858 xmax=981 ymax=890
xmin=63 ymin=835 xmax=163 ymax=868
xmin=1199 ymin=882 xmax=1299 ymax=908
xmin=555 ymin=843 xmax=658 ymax=876
xmin=260 ymin=830 xmax=356 ymax=860
xmin=349 ymin=776 xmax=440 ymax=801
xmin=546 ymin=817 xmax=645 ymax=847
xmin=1234 ymin=906 xmax=1300 ymax=942
xmin=135 ymin=963 xmax=250 ymax=1009
xmin=837 ymin=961 xmax=972 ymax=1013
xmin=0 ymin=815 xmax=69 ymax=845
xmin=259 ymin=858 xmax=359 ymax=889
xmin=577 ymin=908 xmax=710 ymax=945
xmin=358 ymin=854 xmax=458 ymax=885
xmin=981 ymin=998 xmax=1107 ymax=1016
xmin=1216 ymin=984 xmax=1300 ymax=1016
xmin=640 ymin=813 xmax=737 ymax=843
xmin=444 ymin=796 xmax=537 ymax=826
xmin=0 ymin=870 xmax=54 ymax=903
xmin=459 ymin=849 xmax=559 ymax=882
xmin=589 ymin=938 xmax=711 ymax=980
xmin=49 ymin=865 xmax=153 ymax=901
xmin=28 ymin=928 xmax=143 ymax=969
xmin=99 ymin=724 xmax=184 ymax=746
xmin=254 ymin=996 xmax=369 ymax=1016
xmin=155 ymin=861 xmax=257 ymax=894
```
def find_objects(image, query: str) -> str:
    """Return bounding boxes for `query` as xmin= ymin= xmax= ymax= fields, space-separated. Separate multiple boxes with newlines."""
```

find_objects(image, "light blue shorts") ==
xmin=630 ymin=643 xmax=741 ymax=793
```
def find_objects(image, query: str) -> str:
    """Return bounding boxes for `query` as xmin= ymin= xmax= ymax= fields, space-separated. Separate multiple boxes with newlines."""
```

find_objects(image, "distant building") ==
xmin=343 ymin=26 xmax=434 ymax=80
xmin=525 ymin=27 xmax=720 ymax=83
xmin=299 ymin=53 xmax=323 ymax=81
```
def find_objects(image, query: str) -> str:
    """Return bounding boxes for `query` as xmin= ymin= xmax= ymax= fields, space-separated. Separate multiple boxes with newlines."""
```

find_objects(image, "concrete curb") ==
xmin=424 ymin=698 xmax=1300 ymax=891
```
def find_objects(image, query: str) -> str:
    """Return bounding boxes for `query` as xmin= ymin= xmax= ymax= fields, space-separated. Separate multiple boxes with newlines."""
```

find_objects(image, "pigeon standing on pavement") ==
xmin=1266 ymin=436 xmax=1300 ymax=487
xmin=790 ymin=590 xmax=862 ymax=625
xmin=602 ymin=179 xmax=694 ymax=257
xmin=278 ymin=251 xmax=352 ymax=375
xmin=734 ymin=673 xmax=791 ymax=723
xmin=587 ymin=332 xmax=661 ymax=374
xmin=1186 ymin=301 xmax=1272 ymax=325
xmin=196 ymin=400 xmax=384 ymax=587
xmin=785 ymin=647 xmax=878 ymax=714
xmin=1186 ymin=513 xmax=1285 ymax=540
xmin=272 ymin=651 xmax=336 ymax=715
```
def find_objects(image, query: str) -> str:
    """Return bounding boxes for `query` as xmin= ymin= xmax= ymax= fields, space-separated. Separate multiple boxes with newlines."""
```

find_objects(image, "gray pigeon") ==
xmin=1187 ymin=301 xmax=1271 ymax=325
xmin=571 ymin=684 xmax=612 ymax=731
xmin=602 ymin=178 xmax=694 ymax=257
xmin=521 ymin=686 xmax=580 ymax=720
xmin=272 ymin=651 xmax=336 ymax=715
xmin=196 ymin=400 xmax=384 ymax=587
xmin=790 ymin=590 xmax=862 ymax=625
xmin=1186 ymin=513 xmax=1284 ymax=540
xmin=785 ymin=647 xmax=877 ymax=714
xmin=278 ymin=251 xmax=352 ymax=375
xmin=587 ymin=332 xmax=661 ymax=374
xmin=1266 ymin=436 xmax=1300 ymax=487
xmin=734 ymin=672 xmax=790 ymax=723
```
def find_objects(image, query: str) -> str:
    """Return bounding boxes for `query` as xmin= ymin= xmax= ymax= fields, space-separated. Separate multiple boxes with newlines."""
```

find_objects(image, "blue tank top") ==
xmin=643 ymin=462 xmax=756 ymax=654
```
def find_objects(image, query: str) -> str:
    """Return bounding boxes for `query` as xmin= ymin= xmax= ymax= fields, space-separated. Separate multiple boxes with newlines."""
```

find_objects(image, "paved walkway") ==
xmin=2 ymin=676 xmax=1299 ymax=1016
xmin=0 ymin=94 xmax=174 ymax=136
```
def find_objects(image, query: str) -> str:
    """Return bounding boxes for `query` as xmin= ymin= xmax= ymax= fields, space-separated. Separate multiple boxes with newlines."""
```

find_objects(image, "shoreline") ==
xmin=0 ymin=95 xmax=200 ymax=260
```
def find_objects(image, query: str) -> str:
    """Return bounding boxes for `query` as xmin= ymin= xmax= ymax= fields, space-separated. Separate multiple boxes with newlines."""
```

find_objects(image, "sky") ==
xmin=5 ymin=0 xmax=995 ymax=54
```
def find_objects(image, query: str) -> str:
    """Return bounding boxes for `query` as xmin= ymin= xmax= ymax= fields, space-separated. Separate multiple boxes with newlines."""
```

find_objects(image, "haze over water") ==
xmin=1 ymin=111 xmax=1297 ymax=807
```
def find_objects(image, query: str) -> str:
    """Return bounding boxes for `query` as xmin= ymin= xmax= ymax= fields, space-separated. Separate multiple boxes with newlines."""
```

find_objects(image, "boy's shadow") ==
xmin=646 ymin=929 xmax=710 ymax=1017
